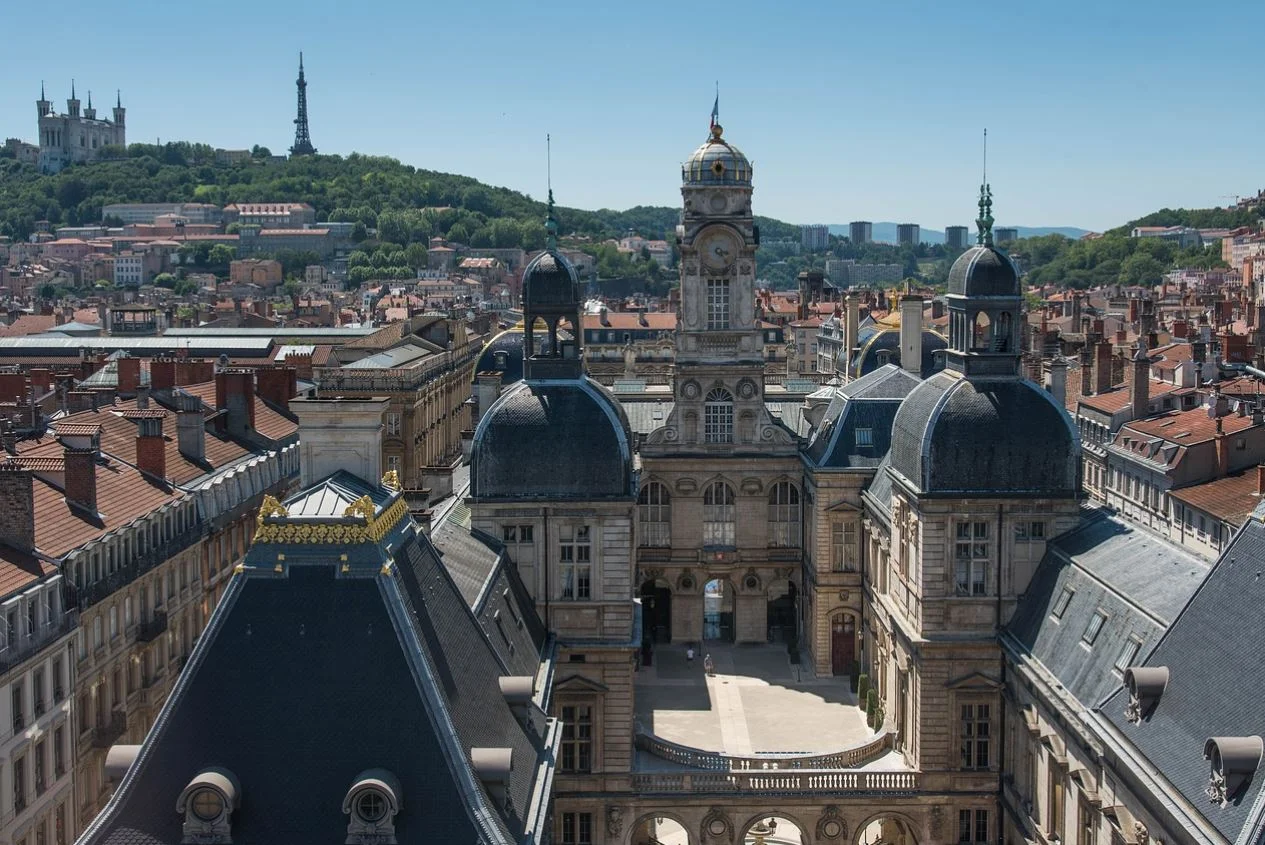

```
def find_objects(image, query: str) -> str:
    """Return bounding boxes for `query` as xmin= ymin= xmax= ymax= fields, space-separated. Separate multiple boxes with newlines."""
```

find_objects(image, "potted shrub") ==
xmin=857 ymin=673 xmax=869 ymax=702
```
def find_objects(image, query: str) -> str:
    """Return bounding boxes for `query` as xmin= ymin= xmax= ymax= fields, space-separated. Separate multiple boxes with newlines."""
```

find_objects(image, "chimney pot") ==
xmin=0 ymin=462 xmax=36 ymax=551
xmin=1257 ymin=465 xmax=1265 ymax=497
xmin=175 ymin=390 xmax=206 ymax=462
xmin=135 ymin=416 xmax=166 ymax=480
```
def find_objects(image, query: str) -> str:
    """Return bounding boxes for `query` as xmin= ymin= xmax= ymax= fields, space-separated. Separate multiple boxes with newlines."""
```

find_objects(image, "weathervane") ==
xmin=545 ymin=134 xmax=558 ymax=251
xmin=976 ymin=128 xmax=994 ymax=247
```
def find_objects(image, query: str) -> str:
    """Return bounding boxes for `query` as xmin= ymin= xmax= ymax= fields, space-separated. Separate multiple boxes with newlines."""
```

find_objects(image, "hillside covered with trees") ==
xmin=0 ymin=142 xmax=797 ymax=251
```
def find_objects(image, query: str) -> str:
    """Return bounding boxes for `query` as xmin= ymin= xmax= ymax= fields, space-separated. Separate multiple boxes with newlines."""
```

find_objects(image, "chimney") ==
xmin=175 ymin=390 xmax=205 ymax=462
xmin=1080 ymin=347 xmax=1094 ymax=396
xmin=599 ymin=307 xmax=610 ymax=327
xmin=255 ymin=367 xmax=296 ymax=411
xmin=58 ymin=425 xmax=101 ymax=514
xmin=135 ymin=416 xmax=166 ymax=480
xmin=844 ymin=292 xmax=861 ymax=379
xmin=1047 ymin=358 xmax=1068 ymax=409
xmin=1131 ymin=343 xmax=1150 ymax=421
xmin=1072 ymin=293 xmax=1082 ymax=325
xmin=1214 ymin=418 xmax=1229 ymax=478
xmin=150 ymin=357 xmax=175 ymax=391
xmin=638 ymin=307 xmax=648 ymax=328
xmin=136 ymin=385 xmax=150 ymax=410
xmin=930 ymin=298 xmax=944 ymax=319
xmin=1095 ymin=341 xmax=1113 ymax=395
xmin=292 ymin=397 xmax=390 ymax=488
xmin=117 ymin=355 xmax=140 ymax=395
xmin=899 ymin=295 xmax=923 ymax=374
xmin=1257 ymin=465 xmax=1265 ymax=497
xmin=0 ymin=462 xmax=35 ymax=551
xmin=30 ymin=369 xmax=52 ymax=396
xmin=215 ymin=368 xmax=256 ymax=437
xmin=1193 ymin=340 xmax=1207 ymax=366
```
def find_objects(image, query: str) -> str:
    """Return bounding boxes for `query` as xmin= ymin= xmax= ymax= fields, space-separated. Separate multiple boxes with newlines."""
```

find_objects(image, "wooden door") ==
xmin=832 ymin=613 xmax=856 ymax=675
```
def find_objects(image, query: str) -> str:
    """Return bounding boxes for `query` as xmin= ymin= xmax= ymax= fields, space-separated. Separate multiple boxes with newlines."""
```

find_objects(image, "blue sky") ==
xmin=2 ymin=0 xmax=1262 ymax=232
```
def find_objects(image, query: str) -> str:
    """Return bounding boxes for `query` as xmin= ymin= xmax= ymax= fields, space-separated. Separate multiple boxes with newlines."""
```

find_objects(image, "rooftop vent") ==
xmin=470 ymin=747 xmax=514 ymax=811
xmin=343 ymin=768 xmax=402 ymax=844
xmin=176 ymin=767 xmax=240 ymax=845
xmin=1123 ymin=667 xmax=1169 ymax=724
xmin=1204 ymin=736 xmax=1263 ymax=807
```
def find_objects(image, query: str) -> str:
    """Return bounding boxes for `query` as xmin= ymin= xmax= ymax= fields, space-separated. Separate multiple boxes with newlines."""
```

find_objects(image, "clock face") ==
xmin=700 ymin=231 xmax=737 ymax=270
xmin=708 ymin=192 xmax=728 ymax=213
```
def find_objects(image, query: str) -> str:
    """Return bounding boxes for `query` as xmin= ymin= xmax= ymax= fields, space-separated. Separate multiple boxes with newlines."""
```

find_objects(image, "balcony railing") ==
xmin=635 ymin=727 xmax=894 ymax=772
xmin=91 ymin=711 xmax=127 ymax=748
xmin=76 ymin=528 xmax=202 ymax=609
xmin=629 ymin=768 xmax=920 ymax=795
xmin=137 ymin=610 xmax=168 ymax=643
xmin=0 ymin=611 xmax=79 ymax=675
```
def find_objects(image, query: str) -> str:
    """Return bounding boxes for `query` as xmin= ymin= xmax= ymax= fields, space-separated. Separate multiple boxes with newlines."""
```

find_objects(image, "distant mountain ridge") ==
xmin=825 ymin=222 xmax=1089 ymax=244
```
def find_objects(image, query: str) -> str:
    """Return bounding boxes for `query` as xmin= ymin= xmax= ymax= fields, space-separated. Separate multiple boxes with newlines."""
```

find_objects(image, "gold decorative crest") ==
xmin=381 ymin=469 xmax=402 ymax=492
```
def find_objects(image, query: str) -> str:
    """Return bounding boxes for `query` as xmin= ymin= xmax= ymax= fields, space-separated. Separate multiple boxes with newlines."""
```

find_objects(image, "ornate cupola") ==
xmin=521 ymin=191 xmax=583 ymax=381
xmin=943 ymin=184 xmax=1022 ymax=380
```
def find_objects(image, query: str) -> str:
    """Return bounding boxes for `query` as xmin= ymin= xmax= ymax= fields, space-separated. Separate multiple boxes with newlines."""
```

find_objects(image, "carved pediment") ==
xmin=554 ymin=674 xmax=609 ymax=694
xmin=945 ymin=671 xmax=1003 ymax=691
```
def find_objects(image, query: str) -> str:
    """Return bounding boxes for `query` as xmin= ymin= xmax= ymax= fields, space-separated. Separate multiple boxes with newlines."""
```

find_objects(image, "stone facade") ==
xmin=36 ymin=88 xmax=125 ymax=174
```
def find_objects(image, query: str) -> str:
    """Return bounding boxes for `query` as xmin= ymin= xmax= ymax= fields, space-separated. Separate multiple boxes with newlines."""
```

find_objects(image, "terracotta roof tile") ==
xmin=1124 ymin=408 xmax=1257 ymax=444
xmin=1169 ymin=471 xmax=1262 ymax=526
xmin=581 ymin=312 xmax=676 ymax=331
xmin=0 ymin=545 xmax=56 ymax=599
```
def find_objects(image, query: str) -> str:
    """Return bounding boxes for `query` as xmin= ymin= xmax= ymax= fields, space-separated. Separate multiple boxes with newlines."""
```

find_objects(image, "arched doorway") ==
xmin=631 ymin=813 xmax=690 ymax=845
xmin=766 ymin=580 xmax=797 ymax=643
xmin=742 ymin=814 xmax=806 ymax=844
xmin=855 ymin=814 xmax=918 ymax=845
xmin=831 ymin=611 xmax=857 ymax=676
xmin=639 ymin=579 xmax=672 ymax=644
xmin=703 ymin=578 xmax=734 ymax=642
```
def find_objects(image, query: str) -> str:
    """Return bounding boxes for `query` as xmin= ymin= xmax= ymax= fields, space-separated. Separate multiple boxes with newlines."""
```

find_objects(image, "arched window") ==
xmin=994 ymin=311 xmax=1013 ymax=352
xmin=703 ymin=481 xmax=736 ymax=548
xmin=768 ymin=482 xmax=801 ymax=547
xmin=972 ymin=312 xmax=992 ymax=351
xmin=704 ymin=388 xmax=734 ymax=443
xmin=638 ymin=482 xmax=671 ymax=547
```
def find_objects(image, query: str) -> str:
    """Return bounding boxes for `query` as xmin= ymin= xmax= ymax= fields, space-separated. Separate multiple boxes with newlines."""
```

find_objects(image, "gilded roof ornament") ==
xmin=381 ymin=469 xmax=402 ymax=492
xmin=257 ymin=494 xmax=289 ymax=527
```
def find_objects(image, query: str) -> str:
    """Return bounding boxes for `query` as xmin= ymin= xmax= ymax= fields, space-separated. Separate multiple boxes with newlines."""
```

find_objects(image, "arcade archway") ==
xmin=766 ymin=579 xmax=797 ymax=644
xmin=855 ymin=813 xmax=918 ymax=845
xmin=630 ymin=813 xmax=690 ymax=845
xmin=703 ymin=578 xmax=734 ymax=642
xmin=831 ymin=611 xmax=857 ymax=676
xmin=640 ymin=579 xmax=673 ymax=644
xmin=742 ymin=813 xmax=806 ymax=845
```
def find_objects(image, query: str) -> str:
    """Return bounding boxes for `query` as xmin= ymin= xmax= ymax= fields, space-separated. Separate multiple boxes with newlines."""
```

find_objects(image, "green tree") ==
xmin=153 ymin=272 xmax=178 ymax=289
xmin=447 ymin=223 xmax=470 ymax=244
xmin=207 ymin=243 xmax=236 ymax=270
xmin=404 ymin=243 xmax=428 ymax=269
xmin=38 ymin=284 xmax=56 ymax=301
xmin=1119 ymin=252 xmax=1166 ymax=286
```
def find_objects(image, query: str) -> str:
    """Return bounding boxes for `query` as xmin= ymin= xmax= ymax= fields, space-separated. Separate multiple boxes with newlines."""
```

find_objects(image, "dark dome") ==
xmin=947 ymin=245 xmax=1019 ymax=298
xmin=841 ymin=326 xmax=947 ymax=379
xmin=473 ymin=327 xmax=525 ymax=386
xmin=471 ymin=378 xmax=634 ymax=500
xmin=683 ymin=126 xmax=752 ymax=185
xmin=522 ymin=250 xmax=580 ymax=309
xmin=889 ymin=371 xmax=1078 ymax=496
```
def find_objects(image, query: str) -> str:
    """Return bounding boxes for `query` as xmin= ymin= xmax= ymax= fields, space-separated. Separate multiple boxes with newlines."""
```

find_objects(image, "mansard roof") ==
xmin=805 ymin=364 xmax=921 ymax=469
xmin=79 ymin=474 xmax=557 ymax=845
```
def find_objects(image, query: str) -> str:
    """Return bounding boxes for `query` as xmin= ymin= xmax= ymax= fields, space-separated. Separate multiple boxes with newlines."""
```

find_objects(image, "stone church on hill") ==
xmin=76 ymin=121 xmax=1265 ymax=845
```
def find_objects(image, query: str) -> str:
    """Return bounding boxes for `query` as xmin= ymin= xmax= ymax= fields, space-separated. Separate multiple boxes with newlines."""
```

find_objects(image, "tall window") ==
xmin=32 ymin=668 xmax=44 ymax=717
xmin=561 ymin=812 xmax=593 ymax=845
xmin=958 ymin=809 xmax=989 ymax=843
xmin=831 ymin=522 xmax=858 ymax=572
xmin=560 ymin=704 xmax=593 ymax=773
xmin=1049 ymin=762 xmax=1067 ymax=840
xmin=706 ymin=278 xmax=730 ymax=330
xmin=53 ymin=726 xmax=64 ymax=777
xmin=12 ymin=680 xmax=24 ymax=732
xmin=1078 ymin=798 xmax=1096 ymax=845
xmin=13 ymin=754 xmax=25 ymax=811
xmin=559 ymin=526 xmax=592 ymax=600
xmin=960 ymin=702 xmax=991 ymax=769
xmin=768 ymin=482 xmax=801 ymax=547
xmin=703 ymin=482 xmax=736 ymax=547
xmin=34 ymin=738 xmax=45 ymax=794
xmin=385 ymin=412 xmax=401 ymax=436
xmin=638 ymin=483 xmax=671 ymax=547
xmin=704 ymin=388 xmax=734 ymax=443
xmin=954 ymin=521 xmax=990 ymax=596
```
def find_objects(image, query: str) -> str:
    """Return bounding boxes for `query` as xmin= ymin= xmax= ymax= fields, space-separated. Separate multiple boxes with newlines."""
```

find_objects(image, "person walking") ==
xmin=703 ymin=653 xmax=715 ymax=677
xmin=686 ymin=645 xmax=695 ymax=662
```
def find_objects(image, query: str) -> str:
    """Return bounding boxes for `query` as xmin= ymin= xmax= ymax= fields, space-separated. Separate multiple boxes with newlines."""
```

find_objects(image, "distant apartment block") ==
xmin=824 ymin=259 xmax=903 ymax=286
xmin=944 ymin=225 xmax=969 ymax=250
xmin=230 ymin=259 xmax=284 ymax=289
xmin=800 ymin=224 xmax=830 ymax=252
xmin=102 ymin=203 xmax=223 ymax=226
xmin=113 ymin=252 xmax=145 ymax=287
xmin=896 ymin=223 xmax=920 ymax=246
xmin=1131 ymin=225 xmax=1202 ymax=249
xmin=994 ymin=226 xmax=1019 ymax=244
xmin=222 ymin=202 xmax=316 ymax=229
xmin=848 ymin=221 xmax=872 ymax=244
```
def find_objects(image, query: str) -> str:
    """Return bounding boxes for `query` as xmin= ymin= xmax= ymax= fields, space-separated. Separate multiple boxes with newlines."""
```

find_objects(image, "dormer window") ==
xmin=343 ymin=769 xmax=401 ymax=844
xmin=1205 ymin=736 xmax=1263 ymax=807
xmin=177 ymin=767 xmax=239 ymax=844
xmin=1123 ymin=666 xmax=1169 ymax=724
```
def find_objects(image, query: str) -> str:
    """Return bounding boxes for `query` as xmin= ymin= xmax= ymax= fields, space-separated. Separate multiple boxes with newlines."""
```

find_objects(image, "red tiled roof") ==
xmin=1169 ymin=471 xmax=1262 ymax=526
xmin=581 ymin=312 xmax=676 ymax=331
xmin=0 ymin=544 xmax=56 ymax=599
xmin=1124 ymin=408 xmax=1257 ymax=444
xmin=1079 ymin=380 xmax=1176 ymax=414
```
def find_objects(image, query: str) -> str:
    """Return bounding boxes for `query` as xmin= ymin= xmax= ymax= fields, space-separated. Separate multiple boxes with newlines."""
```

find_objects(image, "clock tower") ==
xmin=644 ymin=122 xmax=794 ymax=454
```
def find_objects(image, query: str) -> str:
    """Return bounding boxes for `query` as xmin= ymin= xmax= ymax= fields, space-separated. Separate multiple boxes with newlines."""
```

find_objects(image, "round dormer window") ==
xmin=355 ymin=790 xmax=388 ymax=824
xmin=190 ymin=788 xmax=224 ymax=822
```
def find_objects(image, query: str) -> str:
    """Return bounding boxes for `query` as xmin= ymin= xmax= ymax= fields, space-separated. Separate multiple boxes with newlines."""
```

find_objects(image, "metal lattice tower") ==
xmin=289 ymin=52 xmax=316 ymax=157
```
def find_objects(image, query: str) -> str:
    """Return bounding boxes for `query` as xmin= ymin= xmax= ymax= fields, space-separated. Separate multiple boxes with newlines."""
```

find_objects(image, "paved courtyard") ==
xmin=634 ymin=643 xmax=872 ymax=756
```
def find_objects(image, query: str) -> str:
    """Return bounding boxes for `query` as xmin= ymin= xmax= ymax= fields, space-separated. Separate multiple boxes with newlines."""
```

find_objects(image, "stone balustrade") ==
xmin=635 ymin=726 xmax=894 ymax=771
xmin=629 ymin=768 xmax=919 ymax=794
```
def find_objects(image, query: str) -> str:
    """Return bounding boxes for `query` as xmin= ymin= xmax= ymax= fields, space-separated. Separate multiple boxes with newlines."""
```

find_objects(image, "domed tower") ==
xmin=469 ymin=193 xmax=634 ymax=502
xmin=643 ymin=120 xmax=794 ymax=454
xmin=889 ymin=185 xmax=1079 ymax=499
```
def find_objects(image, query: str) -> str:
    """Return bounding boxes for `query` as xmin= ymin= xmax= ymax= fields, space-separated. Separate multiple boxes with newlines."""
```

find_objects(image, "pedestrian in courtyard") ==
xmin=704 ymin=653 xmax=715 ymax=677
xmin=686 ymin=645 xmax=695 ymax=661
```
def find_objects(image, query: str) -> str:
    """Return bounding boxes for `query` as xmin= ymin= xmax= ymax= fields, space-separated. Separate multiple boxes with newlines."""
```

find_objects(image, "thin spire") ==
xmin=976 ymin=128 xmax=994 ymax=247
xmin=545 ymin=134 xmax=558 ymax=251
xmin=40 ymin=80 xmax=45 ymax=101
xmin=299 ymin=51 xmax=305 ymax=75
xmin=71 ymin=79 xmax=75 ymax=99
xmin=87 ymin=90 xmax=92 ymax=109
xmin=116 ymin=89 xmax=121 ymax=108
xmin=710 ymin=82 xmax=720 ymax=134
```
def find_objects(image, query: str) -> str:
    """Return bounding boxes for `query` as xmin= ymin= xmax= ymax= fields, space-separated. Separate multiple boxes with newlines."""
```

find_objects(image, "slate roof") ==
xmin=474 ymin=327 xmax=526 ymax=385
xmin=947 ymin=244 xmax=1019 ymax=297
xmin=1008 ymin=508 xmax=1208 ymax=707
xmin=890 ymin=371 xmax=1079 ymax=497
xmin=80 ymin=475 xmax=556 ymax=845
xmin=1100 ymin=504 xmax=1265 ymax=842
xmin=805 ymin=365 xmax=921 ymax=468
xmin=471 ymin=378 xmax=634 ymax=500
xmin=522 ymin=250 xmax=580 ymax=308
xmin=863 ymin=454 xmax=896 ymax=526
xmin=845 ymin=326 xmax=947 ymax=380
